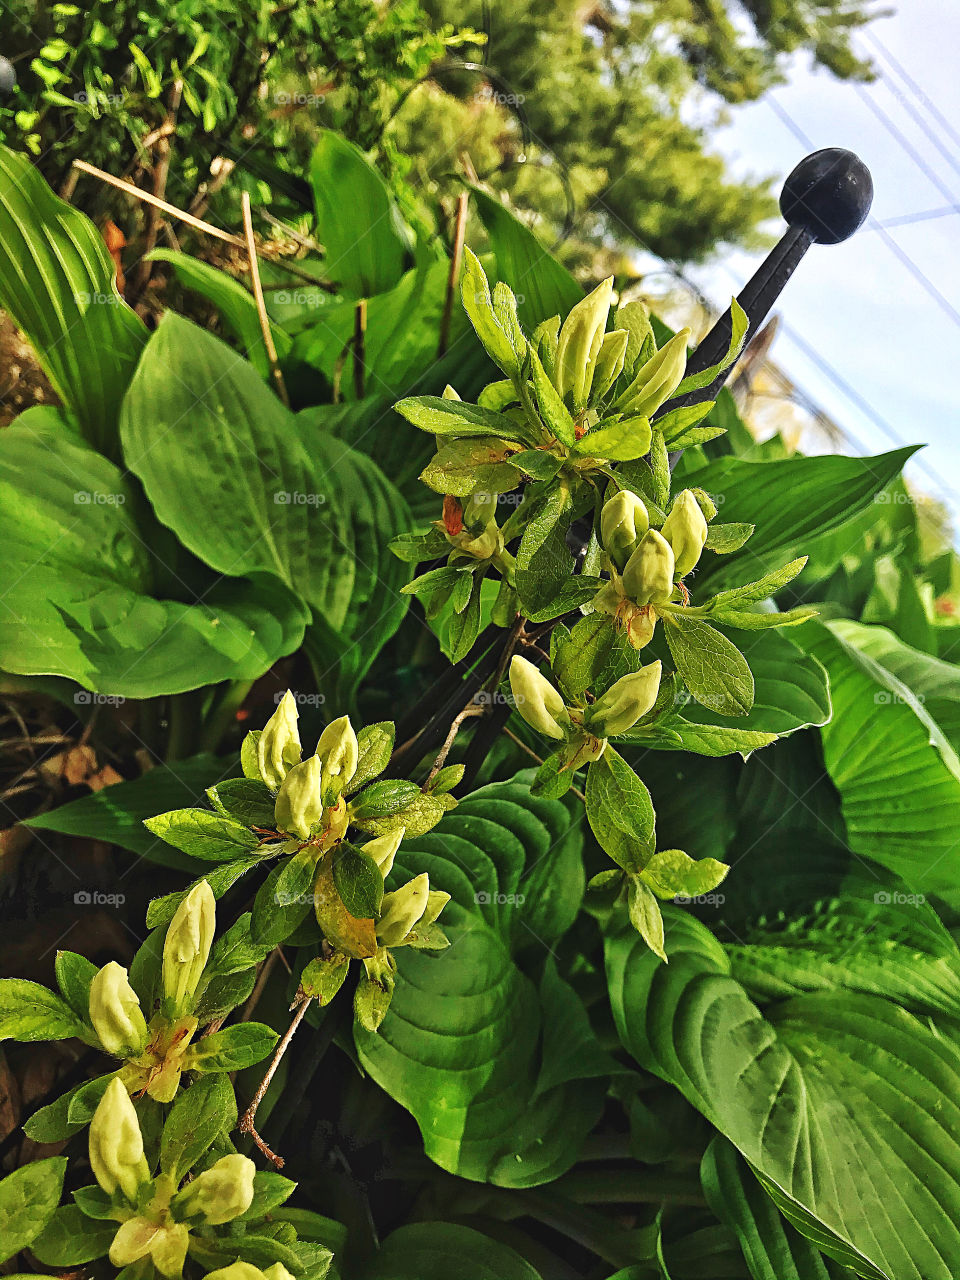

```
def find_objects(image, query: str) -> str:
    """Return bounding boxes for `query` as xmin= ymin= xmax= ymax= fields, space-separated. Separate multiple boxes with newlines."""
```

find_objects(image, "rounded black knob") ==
xmin=0 ymin=58 xmax=16 ymax=96
xmin=780 ymin=147 xmax=873 ymax=244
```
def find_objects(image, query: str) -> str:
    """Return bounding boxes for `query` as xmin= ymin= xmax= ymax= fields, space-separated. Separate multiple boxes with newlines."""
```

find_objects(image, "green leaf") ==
xmin=527 ymin=345 xmax=576 ymax=446
xmin=187 ymin=1023 xmax=279 ymax=1073
xmin=207 ymin=778 xmax=275 ymax=828
xmin=703 ymin=558 xmax=809 ymax=624
xmin=251 ymin=856 xmax=315 ymax=946
xmin=31 ymin=1205 xmax=115 ymax=1266
xmin=467 ymin=183 xmax=582 ymax=330
xmin=147 ymin=250 xmax=292 ymax=380
xmin=120 ymin=314 xmax=410 ymax=644
xmin=702 ymin=1139 xmax=848 ymax=1280
xmin=0 ymin=146 xmax=147 ymax=455
xmin=585 ymin=746 xmax=655 ymax=872
xmin=663 ymin=614 xmax=754 ymax=716
xmin=356 ymin=777 xmax=599 ymax=1187
xmin=25 ymin=757 xmax=236 ymax=868
xmin=682 ymin=447 xmax=918 ymax=595
xmin=0 ymin=980 xmax=88 ymax=1043
xmin=704 ymin=522 xmax=754 ymax=554
xmin=310 ymin=129 xmax=411 ymax=297
xmin=347 ymin=723 xmax=396 ymax=795
xmin=573 ymin=414 xmax=652 ymax=461
xmin=516 ymin=481 xmax=576 ymax=617
xmin=234 ymin=1171 xmax=297 ymax=1223
xmin=639 ymin=850 xmax=729 ymax=901
xmin=147 ymin=858 xmax=265 ymax=929
xmin=606 ymin=909 xmax=960 ymax=1280
xmin=332 ymin=843 xmax=383 ymax=919
xmin=53 ymin=952 xmax=97 ymax=1021
xmin=0 ymin=1158 xmax=67 ymax=1264
xmin=799 ymin=623 xmax=960 ymax=899
xmin=160 ymin=1074 xmax=237 ymax=1180
xmin=626 ymin=878 xmax=666 ymax=961
xmin=655 ymin=401 xmax=716 ymax=446
xmin=360 ymin=1222 xmax=544 ymax=1280
xmin=552 ymin=613 xmax=639 ymax=701
xmin=394 ymin=395 xmax=528 ymax=442
xmin=460 ymin=247 xmax=522 ymax=376
xmin=672 ymin=298 xmax=748 ymax=398
xmin=0 ymin=420 xmax=307 ymax=697
xmin=143 ymin=809 xmax=261 ymax=862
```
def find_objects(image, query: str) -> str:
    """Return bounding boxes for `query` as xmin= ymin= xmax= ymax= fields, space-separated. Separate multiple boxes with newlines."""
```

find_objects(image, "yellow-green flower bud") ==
xmin=615 ymin=328 xmax=690 ymax=418
xmin=363 ymin=828 xmax=405 ymax=878
xmin=442 ymin=384 xmax=461 ymax=401
xmin=162 ymin=879 xmax=216 ymax=1013
xmin=600 ymin=490 xmax=649 ymax=570
xmin=110 ymin=1218 xmax=189 ymax=1278
xmin=463 ymin=491 xmax=498 ymax=528
xmin=173 ymin=1153 xmax=255 ymax=1225
xmin=622 ymin=530 xmax=675 ymax=606
xmin=258 ymin=691 xmax=301 ymax=789
xmin=555 ymin=277 xmax=614 ymax=410
xmin=377 ymin=873 xmax=430 ymax=946
xmin=587 ymin=661 xmax=662 ymax=737
xmin=204 ymin=1265 xmax=267 ymax=1280
xmin=274 ymin=755 xmax=325 ymax=840
xmin=89 ymin=961 xmax=148 ymax=1056
xmin=89 ymin=1077 xmax=149 ymax=1203
xmin=315 ymin=715 xmax=359 ymax=800
xmin=263 ymin=1266 xmax=295 ymax=1280
xmin=591 ymin=328 xmax=629 ymax=400
xmin=509 ymin=655 xmax=570 ymax=740
xmin=661 ymin=489 xmax=708 ymax=577
xmin=420 ymin=888 xmax=451 ymax=928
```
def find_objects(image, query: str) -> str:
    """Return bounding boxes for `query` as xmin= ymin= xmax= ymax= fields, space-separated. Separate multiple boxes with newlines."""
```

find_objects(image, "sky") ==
xmin=688 ymin=1 xmax=960 ymax=529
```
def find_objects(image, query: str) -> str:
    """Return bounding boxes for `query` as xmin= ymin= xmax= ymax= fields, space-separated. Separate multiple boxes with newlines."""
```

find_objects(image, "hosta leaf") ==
xmin=0 ymin=421 xmax=306 ymax=697
xmin=356 ymin=778 xmax=600 ymax=1187
xmin=310 ymin=129 xmax=411 ymax=297
xmin=0 ymin=146 xmax=147 ymax=455
xmin=120 ymin=314 xmax=409 ymax=646
xmin=800 ymin=622 xmax=960 ymax=898
xmin=606 ymin=909 xmax=960 ymax=1280
xmin=682 ymin=448 xmax=918 ymax=594
xmin=702 ymin=1138 xmax=848 ymax=1280
xmin=360 ymin=1222 xmax=543 ymax=1280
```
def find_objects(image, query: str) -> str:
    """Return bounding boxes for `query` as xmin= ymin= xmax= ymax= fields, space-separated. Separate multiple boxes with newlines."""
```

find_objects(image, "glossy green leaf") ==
xmin=361 ymin=1222 xmax=543 ymax=1280
xmin=0 ymin=1158 xmax=67 ymax=1264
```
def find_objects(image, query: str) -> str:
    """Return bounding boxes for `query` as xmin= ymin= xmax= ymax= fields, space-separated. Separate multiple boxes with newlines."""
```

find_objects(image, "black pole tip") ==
xmin=780 ymin=147 xmax=873 ymax=245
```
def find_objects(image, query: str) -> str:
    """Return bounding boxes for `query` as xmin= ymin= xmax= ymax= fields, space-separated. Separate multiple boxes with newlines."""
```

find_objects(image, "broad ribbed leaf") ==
xmin=120 ymin=313 xmax=410 ymax=650
xmin=310 ymin=130 xmax=412 ymax=297
xmin=702 ymin=1139 xmax=847 ymax=1280
xmin=356 ymin=778 xmax=606 ymax=1187
xmin=682 ymin=448 xmax=917 ymax=594
xmin=607 ymin=909 xmax=960 ymax=1280
xmin=362 ymin=1223 xmax=542 ymax=1280
xmin=0 ymin=146 xmax=147 ymax=455
xmin=0 ymin=419 xmax=305 ymax=696
xmin=800 ymin=622 xmax=960 ymax=898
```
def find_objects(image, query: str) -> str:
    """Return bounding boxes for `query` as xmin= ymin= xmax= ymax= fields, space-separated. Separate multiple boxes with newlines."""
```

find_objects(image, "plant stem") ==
xmin=238 ymin=993 xmax=311 ymax=1168
xmin=199 ymin=679 xmax=254 ymax=755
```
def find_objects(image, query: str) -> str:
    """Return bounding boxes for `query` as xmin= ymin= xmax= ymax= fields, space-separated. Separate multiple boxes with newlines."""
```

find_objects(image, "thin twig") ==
xmin=241 ymin=192 xmax=290 ymax=408
xmin=238 ymin=993 xmax=311 ymax=1168
xmin=423 ymin=703 xmax=484 ymax=790
xmin=240 ymin=946 xmax=285 ymax=1023
xmin=438 ymin=192 xmax=468 ymax=356
xmin=72 ymin=159 xmax=246 ymax=248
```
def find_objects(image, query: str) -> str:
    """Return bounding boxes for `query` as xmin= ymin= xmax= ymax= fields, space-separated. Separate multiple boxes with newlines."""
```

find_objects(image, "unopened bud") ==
xmin=587 ymin=662 xmax=662 ymax=737
xmin=204 ymin=1265 xmax=267 ymax=1280
xmin=600 ymin=490 xmax=649 ymax=570
xmin=420 ymin=888 xmax=451 ymax=928
xmin=89 ymin=1077 xmax=149 ymax=1202
xmin=661 ymin=489 xmax=708 ymax=577
xmin=509 ymin=655 xmax=570 ymax=740
xmin=615 ymin=328 xmax=690 ymax=418
xmin=555 ymin=278 xmax=614 ymax=410
xmin=463 ymin=491 xmax=497 ymax=528
xmin=377 ymin=872 xmax=430 ymax=946
xmin=162 ymin=880 xmax=216 ymax=1013
xmin=363 ymin=828 xmax=405 ymax=878
xmin=88 ymin=962 xmax=148 ymax=1057
xmin=591 ymin=328 xmax=629 ymax=400
xmin=258 ymin=691 xmax=301 ymax=789
xmin=274 ymin=755 xmax=325 ymax=840
xmin=110 ymin=1218 xmax=189 ymax=1276
xmin=315 ymin=716 xmax=359 ymax=800
xmin=442 ymin=384 xmax=461 ymax=401
xmin=264 ymin=1267 xmax=296 ymax=1280
xmin=622 ymin=530 xmax=675 ymax=605
xmin=172 ymin=1153 xmax=255 ymax=1225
